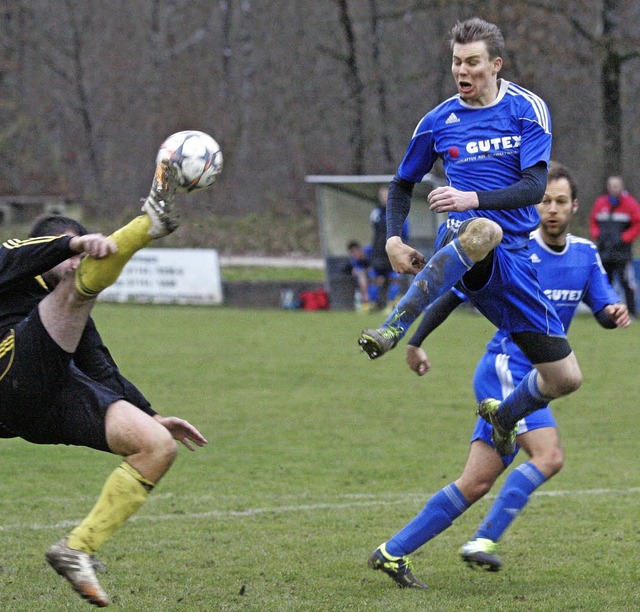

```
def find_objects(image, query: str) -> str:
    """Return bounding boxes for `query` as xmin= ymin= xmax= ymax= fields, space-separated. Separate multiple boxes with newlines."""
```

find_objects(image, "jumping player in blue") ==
xmin=368 ymin=163 xmax=630 ymax=588
xmin=359 ymin=18 xmax=582 ymax=463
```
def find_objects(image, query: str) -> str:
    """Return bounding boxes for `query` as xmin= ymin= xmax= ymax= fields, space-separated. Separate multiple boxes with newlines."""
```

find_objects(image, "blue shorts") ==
xmin=471 ymin=350 xmax=557 ymax=466
xmin=435 ymin=222 xmax=567 ymax=338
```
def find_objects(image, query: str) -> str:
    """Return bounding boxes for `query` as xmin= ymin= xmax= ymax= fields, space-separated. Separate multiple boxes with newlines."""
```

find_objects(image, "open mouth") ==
xmin=458 ymin=80 xmax=473 ymax=94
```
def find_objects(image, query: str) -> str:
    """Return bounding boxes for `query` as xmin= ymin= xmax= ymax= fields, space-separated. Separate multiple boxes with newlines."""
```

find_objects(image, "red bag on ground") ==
xmin=299 ymin=288 xmax=330 ymax=310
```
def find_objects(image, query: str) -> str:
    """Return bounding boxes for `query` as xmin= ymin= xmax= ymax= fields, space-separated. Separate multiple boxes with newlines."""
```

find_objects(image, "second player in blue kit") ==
xmin=369 ymin=162 xmax=629 ymax=587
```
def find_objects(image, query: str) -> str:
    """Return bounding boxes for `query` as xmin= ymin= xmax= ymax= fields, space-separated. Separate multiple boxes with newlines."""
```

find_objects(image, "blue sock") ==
xmin=385 ymin=483 xmax=470 ymax=557
xmin=382 ymin=239 xmax=473 ymax=337
xmin=496 ymin=370 xmax=553 ymax=430
xmin=474 ymin=462 xmax=546 ymax=542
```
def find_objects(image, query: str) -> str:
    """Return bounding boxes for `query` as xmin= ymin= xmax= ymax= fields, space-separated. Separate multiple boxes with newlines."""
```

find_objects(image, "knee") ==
xmin=554 ymin=369 xmax=583 ymax=397
xmin=540 ymin=362 xmax=583 ymax=398
xmin=564 ymin=371 xmax=583 ymax=395
xmin=106 ymin=401 xmax=180 ymax=481
xmin=142 ymin=423 xmax=178 ymax=467
xmin=547 ymin=446 xmax=565 ymax=476
xmin=134 ymin=423 xmax=179 ymax=485
xmin=534 ymin=446 xmax=565 ymax=478
xmin=459 ymin=478 xmax=494 ymax=504
xmin=458 ymin=218 xmax=503 ymax=262
xmin=156 ymin=427 xmax=178 ymax=464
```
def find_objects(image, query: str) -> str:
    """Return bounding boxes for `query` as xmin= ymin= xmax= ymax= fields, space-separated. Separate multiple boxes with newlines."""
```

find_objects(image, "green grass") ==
xmin=221 ymin=266 xmax=325 ymax=282
xmin=0 ymin=306 xmax=638 ymax=611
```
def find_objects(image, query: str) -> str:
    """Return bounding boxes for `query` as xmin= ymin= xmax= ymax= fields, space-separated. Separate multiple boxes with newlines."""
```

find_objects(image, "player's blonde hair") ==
xmin=450 ymin=17 xmax=505 ymax=60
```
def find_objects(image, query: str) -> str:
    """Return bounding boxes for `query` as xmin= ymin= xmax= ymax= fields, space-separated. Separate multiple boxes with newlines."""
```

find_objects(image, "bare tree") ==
xmin=18 ymin=1 xmax=105 ymax=203
xmin=321 ymin=0 xmax=366 ymax=174
xmin=368 ymin=0 xmax=393 ymax=165
xmin=0 ymin=3 xmax=27 ymax=192
xmin=2 ymin=0 xmax=640 ymax=243
xmin=522 ymin=0 xmax=640 ymax=182
xmin=62 ymin=0 xmax=104 ymax=201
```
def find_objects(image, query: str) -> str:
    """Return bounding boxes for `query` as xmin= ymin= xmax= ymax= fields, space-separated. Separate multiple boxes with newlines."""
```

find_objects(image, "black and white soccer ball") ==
xmin=156 ymin=130 xmax=223 ymax=193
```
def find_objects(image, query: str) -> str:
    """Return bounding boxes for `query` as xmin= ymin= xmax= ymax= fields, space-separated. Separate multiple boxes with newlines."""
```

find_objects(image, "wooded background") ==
xmin=2 ymin=0 xmax=639 ymax=253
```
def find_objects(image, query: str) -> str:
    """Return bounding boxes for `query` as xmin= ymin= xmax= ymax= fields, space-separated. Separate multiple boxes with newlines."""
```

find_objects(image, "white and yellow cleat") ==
xmin=46 ymin=538 xmax=109 ymax=607
xmin=460 ymin=537 xmax=501 ymax=571
xmin=142 ymin=159 xmax=180 ymax=238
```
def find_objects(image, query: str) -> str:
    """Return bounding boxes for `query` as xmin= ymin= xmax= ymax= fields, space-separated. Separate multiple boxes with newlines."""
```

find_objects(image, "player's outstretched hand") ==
xmin=428 ymin=186 xmax=479 ymax=213
xmin=386 ymin=236 xmax=426 ymax=274
xmin=406 ymin=345 xmax=431 ymax=376
xmin=69 ymin=234 xmax=118 ymax=258
xmin=605 ymin=303 xmax=631 ymax=328
xmin=155 ymin=416 xmax=208 ymax=451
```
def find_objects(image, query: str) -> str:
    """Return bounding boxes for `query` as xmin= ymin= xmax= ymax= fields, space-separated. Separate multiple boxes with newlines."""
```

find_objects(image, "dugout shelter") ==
xmin=305 ymin=174 xmax=446 ymax=309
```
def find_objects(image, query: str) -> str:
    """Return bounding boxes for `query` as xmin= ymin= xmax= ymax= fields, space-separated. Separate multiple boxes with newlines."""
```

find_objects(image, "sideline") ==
xmin=4 ymin=487 xmax=639 ymax=532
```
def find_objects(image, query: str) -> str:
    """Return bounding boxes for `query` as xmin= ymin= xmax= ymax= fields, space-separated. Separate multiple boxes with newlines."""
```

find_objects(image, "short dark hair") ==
xmin=347 ymin=240 xmax=361 ymax=251
xmin=547 ymin=162 xmax=578 ymax=201
xmin=29 ymin=214 xmax=88 ymax=238
xmin=450 ymin=17 xmax=505 ymax=60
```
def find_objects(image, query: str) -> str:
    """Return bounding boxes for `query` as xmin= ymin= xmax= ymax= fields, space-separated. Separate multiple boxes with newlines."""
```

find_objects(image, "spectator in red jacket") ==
xmin=590 ymin=175 xmax=640 ymax=317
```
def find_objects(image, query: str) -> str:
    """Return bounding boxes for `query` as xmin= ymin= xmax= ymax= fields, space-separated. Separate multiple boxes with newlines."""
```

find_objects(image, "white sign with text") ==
xmin=98 ymin=248 xmax=223 ymax=305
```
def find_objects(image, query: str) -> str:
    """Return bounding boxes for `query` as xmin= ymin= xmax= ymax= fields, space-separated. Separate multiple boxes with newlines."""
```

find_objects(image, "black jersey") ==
xmin=0 ymin=235 xmax=75 ymax=332
xmin=0 ymin=234 xmax=154 ymax=422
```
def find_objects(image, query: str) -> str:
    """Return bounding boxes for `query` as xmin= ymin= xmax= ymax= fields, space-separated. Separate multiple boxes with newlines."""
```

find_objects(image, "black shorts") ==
xmin=0 ymin=307 xmax=125 ymax=451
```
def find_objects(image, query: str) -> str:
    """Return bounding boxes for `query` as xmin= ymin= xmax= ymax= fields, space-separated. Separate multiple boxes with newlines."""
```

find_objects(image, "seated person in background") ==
xmin=346 ymin=240 xmax=371 ymax=312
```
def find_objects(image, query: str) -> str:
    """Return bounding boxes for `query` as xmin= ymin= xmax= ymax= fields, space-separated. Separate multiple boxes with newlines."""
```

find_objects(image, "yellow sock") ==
xmin=66 ymin=462 xmax=155 ymax=554
xmin=75 ymin=215 xmax=153 ymax=297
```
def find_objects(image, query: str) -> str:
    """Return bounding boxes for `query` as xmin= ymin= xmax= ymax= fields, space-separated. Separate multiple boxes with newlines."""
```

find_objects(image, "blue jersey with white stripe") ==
xmin=397 ymin=79 xmax=552 ymax=248
xmin=485 ymin=229 xmax=620 ymax=367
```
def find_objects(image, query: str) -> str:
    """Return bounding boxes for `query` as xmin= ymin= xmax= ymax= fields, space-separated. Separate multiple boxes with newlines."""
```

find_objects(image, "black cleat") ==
xmin=368 ymin=545 xmax=428 ymax=589
xmin=477 ymin=398 xmax=518 ymax=456
xmin=358 ymin=327 xmax=401 ymax=359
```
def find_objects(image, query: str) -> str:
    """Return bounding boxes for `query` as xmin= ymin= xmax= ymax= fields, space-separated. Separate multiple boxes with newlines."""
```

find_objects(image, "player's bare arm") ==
xmin=385 ymin=236 xmax=426 ymax=274
xmin=428 ymin=186 xmax=480 ymax=213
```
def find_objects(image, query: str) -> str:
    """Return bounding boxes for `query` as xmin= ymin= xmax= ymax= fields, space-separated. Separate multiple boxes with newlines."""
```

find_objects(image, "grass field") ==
xmin=220 ymin=265 xmax=325 ymax=283
xmin=0 ymin=305 xmax=638 ymax=611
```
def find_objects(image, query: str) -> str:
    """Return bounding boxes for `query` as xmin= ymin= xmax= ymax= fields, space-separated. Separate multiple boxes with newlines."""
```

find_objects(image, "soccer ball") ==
xmin=156 ymin=130 xmax=223 ymax=193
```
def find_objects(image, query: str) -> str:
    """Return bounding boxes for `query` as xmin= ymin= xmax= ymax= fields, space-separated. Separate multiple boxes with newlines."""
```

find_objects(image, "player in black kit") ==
xmin=0 ymin=160 xmax=207 ymax=607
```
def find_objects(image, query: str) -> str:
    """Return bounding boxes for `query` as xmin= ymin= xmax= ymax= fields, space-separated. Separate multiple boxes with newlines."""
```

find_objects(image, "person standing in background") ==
xmin=369 ymin=185 xmax=409 ymax=312
xmin=590 ymin=175 xmax=640 ymax=318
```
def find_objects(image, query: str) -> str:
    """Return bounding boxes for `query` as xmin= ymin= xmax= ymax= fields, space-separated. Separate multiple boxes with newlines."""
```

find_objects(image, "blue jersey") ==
xmin=397 ymin=79 xmax=552 ymax=248
xmin=485 ymin=229 xmax=620 ymax=370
